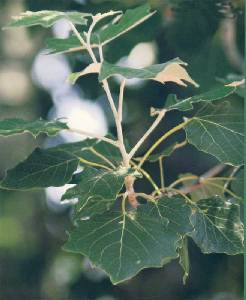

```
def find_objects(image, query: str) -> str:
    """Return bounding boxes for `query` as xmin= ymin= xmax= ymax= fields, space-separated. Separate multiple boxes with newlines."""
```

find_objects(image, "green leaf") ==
xmin=62 ymin=167 xmax=127 ymax=219
xmin=46 ymin=4 xmax=154 ymax=54
xmin=148 ymin=141 xmax=187 ymax=162
xmin=67 ymin=63 xmax=101 ymax=84
xmin=0 ymin=138 xmax=120 ymax=190
xmin=64 ymin=195 xmax=193 ymax=284
xmin=164 ymin=86 xmax=237 ymax=111
xmin=189 ymin=196 xmax=243 ymax=254
xmin=178 ymin=237 xmax=190 ymax=284
xmin=95 ymin=4 xmax=155 ymax=46
xmin=5 ymin=11 xmax=91 ymax=28
xmin=231 ymin=169 xmax=244 ymax=198
xmin=99 ymin=58 xmax=199 ymax=87
xmin=184 ymin=101 xmax=244 ymax=166
xmin=0 ymin=147 xmax=79 ymax=190
xmin=178 ymin=173 xmax=225 ymax=202
xmin=0 ymin=118 xmax=68 ymax=137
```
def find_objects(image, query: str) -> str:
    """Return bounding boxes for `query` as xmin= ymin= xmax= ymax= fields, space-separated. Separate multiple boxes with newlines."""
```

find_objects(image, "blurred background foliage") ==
xmin=0 ymin=0 xmax=244 ymax=299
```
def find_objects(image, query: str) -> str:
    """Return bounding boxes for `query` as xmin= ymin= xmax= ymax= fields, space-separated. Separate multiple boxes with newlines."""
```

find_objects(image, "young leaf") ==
xmin=62 ymin=166 xmax=127 ymax=218
xmin=184 ymin=101 xmax=244 ymax=166
xmin=46 ymin=4 xmax=155 ymax=54
xmin=64 ymin=195 xmax=193 ymax=284
xmin=164 ymin=86 xmax=237 ymax=112
xmin=0 ymin=139 xmax=120 ymax=190
xmin=0 ymin=118 xmax=68 ymax=137
xmin=99 ymin=58 xmax=199 ymax=87
xmin=178 ymin=237 xmax=190 ymax=284
xmin=189 ymin=196 xmax=243 ymax=254
xmin=5 ymin=11 xmax=91 ymax=28
xmin=68 ymin=63 xmax=101 ymax=84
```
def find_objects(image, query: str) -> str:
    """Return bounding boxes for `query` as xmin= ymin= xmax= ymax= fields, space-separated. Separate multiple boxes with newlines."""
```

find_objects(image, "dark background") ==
xmin=0 ymin=1 xmax=244 ymax=299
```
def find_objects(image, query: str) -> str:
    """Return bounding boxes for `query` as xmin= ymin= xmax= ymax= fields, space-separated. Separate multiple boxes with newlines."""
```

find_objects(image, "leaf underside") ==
xmin=6 ymin=10 xmax=91 ymax=28
xmin=0 ymin=118 xmax=68 ymax=137
xmin=99 ymin=58 xmax=198 ymax=87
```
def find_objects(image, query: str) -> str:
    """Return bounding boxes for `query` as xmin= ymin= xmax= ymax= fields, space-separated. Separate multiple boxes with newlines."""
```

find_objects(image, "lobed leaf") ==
xmin=64 ymin=195 xmax=193 ymax=284
xmin=189 ymin=196 xmax=243 ymax=254
xmin=184 ymin=101 xmax=244 ymax=166
xmin=99 ymin=58 xmax=199 ymax=87
xmin=46 ymin=4 xmax=154 ymax=54
xmin=0 ymin=118 xmax=68 ymax=138
xmin=68 ymin=63 xmax=101 ymax=84
xmin=62 ymin=166 xmax=127 ymax=218
xmin=164 ymin=86 xmax=237 ymax=112
xmin=5 ymin=10 xmax=91 ymax=28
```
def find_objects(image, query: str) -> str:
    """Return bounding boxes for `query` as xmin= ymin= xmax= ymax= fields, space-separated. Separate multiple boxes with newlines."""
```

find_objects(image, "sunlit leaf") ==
xmin=0 ymin=118 xmax=68 ymax=137
xmin=189 ymin=196 xmax=243 ymax=254
xmin=5 ymin=10 xmax=92 ymax=28
xmin=184 ymin=101 xmax=244 ymax=166
xmin=64 ymin=195 xmax=193 ymax=284
xmin=62 ymin=166 xmax=127 ymax=218
xmin=99 ymin=58 xmax=198 ymax=87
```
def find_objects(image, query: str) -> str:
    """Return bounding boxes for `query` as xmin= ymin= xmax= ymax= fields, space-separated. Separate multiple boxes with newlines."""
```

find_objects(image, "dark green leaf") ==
xmin=6 ymin=11 xmax=91 ymax=28
xmin=64 ymin=195 xmax=193 ymax=284
xmin=178 ymin=237 xmax=190 ymax=284
xmin=148 ymin=141 xmax=187 ymax=162
xmin=0 ymin=138 xmax=120 ymax=190
xmin=62 ymin=167 xmax=126 ymax=218
xmin=184 ymin=101 xmax=244 ymax=166
xmin=164 ymin=86 xmax=236 ymax=111
xmin=46 ymin=4 xmax=154 ymax=54
xmin=189 ymin=196 xmax=243 ymax=254
xmin=99 ymin=58 xmax=198 ymax=87
xmin=0 ymin=118 xmax=68 ymax=137
xmin=231 ymin=169 xmax=244 ymax=198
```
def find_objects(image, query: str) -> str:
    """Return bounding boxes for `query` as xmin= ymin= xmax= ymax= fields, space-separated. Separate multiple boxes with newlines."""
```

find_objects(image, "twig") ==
xmin=129 ymin=109 xmax=167 ymax=160
xmin=68 ymin=127 xmax=118 ymax=146
xmin=137 ymin=119 xmax=191 ymax=169
xmin=118 ymin=79 xmax=126 ymax=123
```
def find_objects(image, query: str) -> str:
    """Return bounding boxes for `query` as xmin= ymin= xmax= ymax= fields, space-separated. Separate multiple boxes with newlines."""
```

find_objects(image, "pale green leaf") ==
xmin=164 ymin=86 xmax=237 ymax=111
xmin=64 ymin=195 xmax=193 ymax=284
xmin=189 ymin=196 xmax=243 ymax=254
xmin=0 ymin=118 xmax=68 ymax=137
xmin=62 ymin=167 xmax=126 ymax=218
xmin=99 ymin=58 xmax=199 ymax=87
xmin=184 ymin=101 xmax=244 ymax=166
xmin=6 ymin=10 xmax=91 ymax=28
